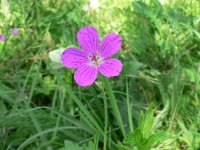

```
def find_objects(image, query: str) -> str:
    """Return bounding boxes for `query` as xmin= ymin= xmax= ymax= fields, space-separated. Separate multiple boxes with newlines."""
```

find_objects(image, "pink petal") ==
xmin=98 ymin=58 xmax=123 ymax=77
xmin=0 ymin=34 xmax=5 ymax=41
xmin=77 ymin=26 xmax=100 ymax=54
xmin=74 ymin=65 xmax=98 ymax=86
xmin=61 ymin=48 xmax=88 ymax=69
xmin=100 ymin=33 xmax=122 ymax=59
xmin=11 ymin=28 xmax=19 ymax=35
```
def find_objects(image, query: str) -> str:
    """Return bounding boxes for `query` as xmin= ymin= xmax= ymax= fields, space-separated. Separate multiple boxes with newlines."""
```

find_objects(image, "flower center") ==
xmin=88 ymin=53 xmax=103 ymax=66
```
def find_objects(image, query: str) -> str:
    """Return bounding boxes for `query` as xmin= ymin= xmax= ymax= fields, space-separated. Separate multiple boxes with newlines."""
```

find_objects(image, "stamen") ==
xmin=88 ymin=53 xmax=103 ymax=67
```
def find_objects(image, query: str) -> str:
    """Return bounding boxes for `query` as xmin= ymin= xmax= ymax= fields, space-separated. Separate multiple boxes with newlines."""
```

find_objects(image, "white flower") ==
xmin=83 ymin=0 xmax=99 ymax=11
xmin=89 ymin=0 xmax=99 ymax=10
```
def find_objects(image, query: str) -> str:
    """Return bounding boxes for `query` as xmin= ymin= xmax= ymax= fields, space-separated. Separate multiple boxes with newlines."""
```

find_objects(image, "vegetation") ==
xmin=0 ymin=0 xmax=199 ymax=149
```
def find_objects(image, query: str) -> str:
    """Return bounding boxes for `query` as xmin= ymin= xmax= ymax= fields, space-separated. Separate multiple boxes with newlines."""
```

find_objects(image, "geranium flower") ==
xmin=11 ymin=28 xmax=19 ymax=35
xmin=0 ymin=34 xmax=5 ymax=42
xmin=61 ymin=26 xmax=123 ymax=86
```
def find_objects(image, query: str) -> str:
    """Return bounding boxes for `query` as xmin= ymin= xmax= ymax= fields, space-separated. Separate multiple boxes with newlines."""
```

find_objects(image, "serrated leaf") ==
xmin=48 ymin=48 xmax=65 ymax=63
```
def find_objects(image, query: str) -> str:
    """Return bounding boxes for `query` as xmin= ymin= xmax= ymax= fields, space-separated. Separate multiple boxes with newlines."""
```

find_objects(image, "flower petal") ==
xmin=74 ymin=65 xmax=98 ymax=86
xmin=49 ymin=48 xmax=65 ymax=63
xmin=11 ymin=28 xmax=19 ymax=35
xmin=98 ymin=58 xmax=123 ymax=77
xmin=100 ymin=33 xmax=122 ymax=58
xmin=77 ymin=26 xmax=100 ymax=54
xmin=61 ymin=48 xmax=88 ymax=69
xmin=0 ymin=34 xmax=5 ymax=42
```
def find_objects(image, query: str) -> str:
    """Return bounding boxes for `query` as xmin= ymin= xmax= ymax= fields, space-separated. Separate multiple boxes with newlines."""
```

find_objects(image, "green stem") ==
xmin=102 ymin=77 xmax=126 ymax=137
xmin=101 ymin=76 xmax=108 ymax=150
xmin=126 ymin=77 xmax=134 ymax=132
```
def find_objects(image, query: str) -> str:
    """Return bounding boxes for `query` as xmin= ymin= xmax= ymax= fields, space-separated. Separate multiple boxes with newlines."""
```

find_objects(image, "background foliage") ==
xmin=0 ymin=0 xmax=200 ymax=149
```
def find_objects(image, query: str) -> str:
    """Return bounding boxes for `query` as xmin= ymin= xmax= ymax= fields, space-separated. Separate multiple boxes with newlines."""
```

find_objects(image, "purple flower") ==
xmin=61 ymin=26 xmax=123 ymax=86
xmin=0 ymin=34 xmax=5 ymax=42
xmin=11 ymin=28 xmax=19 ymax=35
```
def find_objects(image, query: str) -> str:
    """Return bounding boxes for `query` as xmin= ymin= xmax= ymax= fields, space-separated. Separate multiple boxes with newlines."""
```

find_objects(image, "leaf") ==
xmin=133 ymin=1 xmax=151 ymax=18
xmin=122 ymin=58 xmax=143 ymax=76
xmin=193 ymin=30 xmax=200 ymax=40
xmin=48 ymin=48 xmax=65 ymax=63
xmin=0 ymin=83 xmax=16 ymax=104
xmin=138 ymin=104 xmax=154 ymax=138
xmin=133 ymin=129 xmax=144 ymax=145
xmin=123 ymin=129 xmax=143 ymax=146
xmin=152 ymin=102 xmax=169 ymax=131
xmin=59 ymin=140 xmax=81 ymax=150
xmin=182 ymin=68 xmax=196 ymax=83
xmin=0 ymin=0 xmax=11 ymax=20
xmin=143 ymin=132 xmax=166 ymax=149
xmin=116 ymin=142 xmax=132 ymax=150
xmin=123 ymin=132 xmax=135 ymax=145
xmin=0 ymin=101 xmax=7 ymax=115
xmin=67 ymin=12 xmax=79 ymax=24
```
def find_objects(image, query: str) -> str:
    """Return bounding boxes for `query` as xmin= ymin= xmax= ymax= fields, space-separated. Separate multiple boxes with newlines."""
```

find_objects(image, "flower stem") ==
xmin=102 ymin=77 xmax=126 ymax=138
xmin=126 ymin=77 xmax=134 ymax=132
xmin=101 ymin=76 xmax=108 ymax=150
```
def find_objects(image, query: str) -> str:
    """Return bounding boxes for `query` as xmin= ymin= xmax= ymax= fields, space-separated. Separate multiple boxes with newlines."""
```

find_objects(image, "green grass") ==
xmin=0 ymin=0 xmax=200 ymax=149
